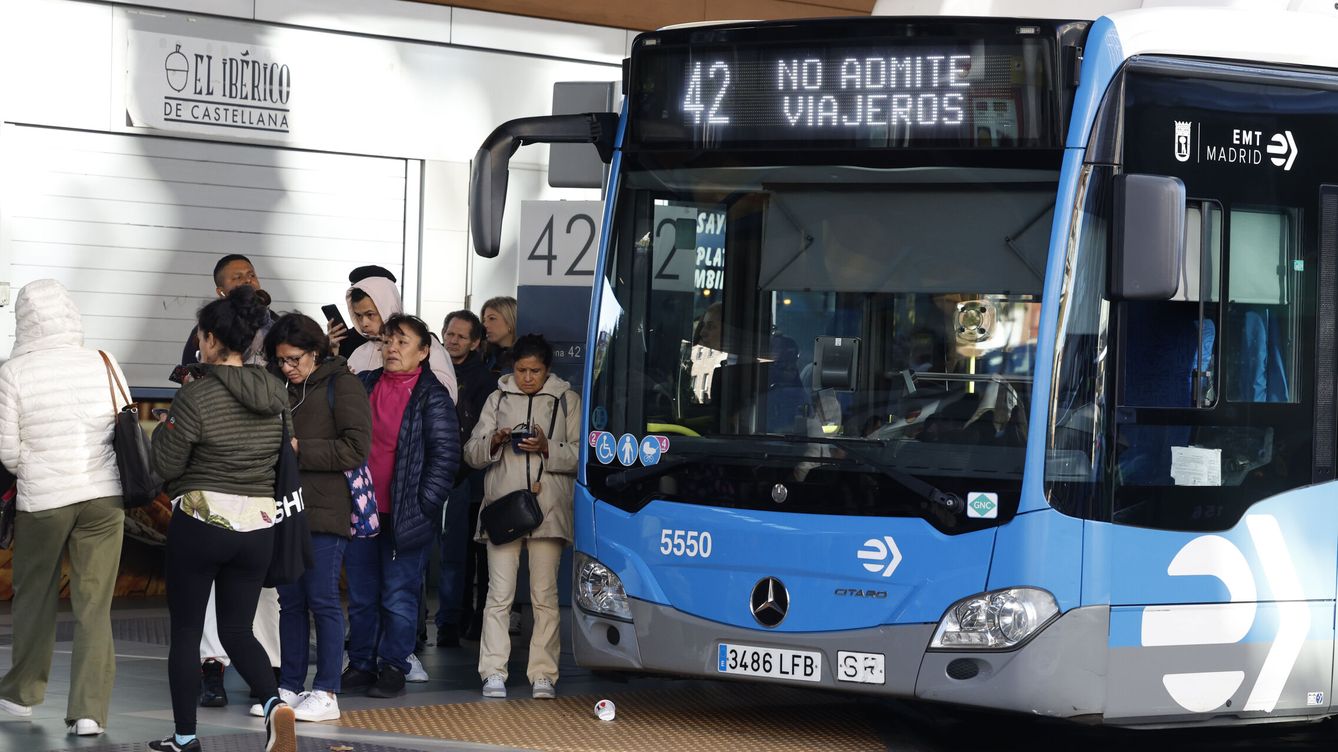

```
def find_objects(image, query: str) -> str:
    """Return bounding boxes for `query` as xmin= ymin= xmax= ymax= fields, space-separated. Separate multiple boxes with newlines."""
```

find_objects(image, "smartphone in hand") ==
xmin=168 ymin=363 xmax=206 ymax=384
xmin=321 ymin=304 xmax=347 ymax=330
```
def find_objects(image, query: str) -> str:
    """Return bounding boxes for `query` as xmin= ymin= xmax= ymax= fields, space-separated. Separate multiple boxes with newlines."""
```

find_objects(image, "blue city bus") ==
xmin=469 ymin=5 xmax=1338 ymax=726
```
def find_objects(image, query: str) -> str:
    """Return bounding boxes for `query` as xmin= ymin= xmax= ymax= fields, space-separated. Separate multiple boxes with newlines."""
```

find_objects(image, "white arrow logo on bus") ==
xmin=858 ymin=536 xmax=902 ymax=577
xmin=1141 ymin=514 xmax=1308 ymax=714
xmin=1267 ymin=130 xmax=1298 ymax=171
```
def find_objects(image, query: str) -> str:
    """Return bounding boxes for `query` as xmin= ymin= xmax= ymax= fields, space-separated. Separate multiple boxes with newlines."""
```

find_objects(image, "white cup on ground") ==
xmin=594 ymin=699 xmax=616 ymax=721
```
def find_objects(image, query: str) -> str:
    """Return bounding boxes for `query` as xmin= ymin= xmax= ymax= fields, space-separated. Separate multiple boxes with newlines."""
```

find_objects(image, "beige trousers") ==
xmin=478 ymin=537 xmax=564 ymax=684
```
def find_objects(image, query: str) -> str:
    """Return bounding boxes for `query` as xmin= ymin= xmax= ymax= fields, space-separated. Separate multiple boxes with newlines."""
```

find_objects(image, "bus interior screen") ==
xmin=630 ymin=34 xmax=1062 ymax=149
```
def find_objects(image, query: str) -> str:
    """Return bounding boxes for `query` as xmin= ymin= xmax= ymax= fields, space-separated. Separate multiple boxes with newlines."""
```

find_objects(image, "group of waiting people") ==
xmin=0 ymin=252 xmax=581 ymax=752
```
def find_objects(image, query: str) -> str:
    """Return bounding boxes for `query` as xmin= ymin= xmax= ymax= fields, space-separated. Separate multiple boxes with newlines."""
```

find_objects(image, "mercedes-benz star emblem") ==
xmin=750 ymin=577 xmax=789 ymax=628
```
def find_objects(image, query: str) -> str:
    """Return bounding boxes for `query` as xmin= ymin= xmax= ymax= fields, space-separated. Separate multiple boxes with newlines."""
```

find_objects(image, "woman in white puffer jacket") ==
xmin=0 ymin=279 xmax=128 ymax=737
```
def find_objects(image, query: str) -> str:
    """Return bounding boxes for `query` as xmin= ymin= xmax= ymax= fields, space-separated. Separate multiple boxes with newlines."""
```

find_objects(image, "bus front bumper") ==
xmin=573 ymin=598 xmax=1109 ymax=718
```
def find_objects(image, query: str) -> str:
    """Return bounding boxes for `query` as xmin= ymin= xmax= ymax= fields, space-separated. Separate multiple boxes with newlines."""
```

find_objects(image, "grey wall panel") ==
xmin=0 ymin=125 xmax=407 ymax=390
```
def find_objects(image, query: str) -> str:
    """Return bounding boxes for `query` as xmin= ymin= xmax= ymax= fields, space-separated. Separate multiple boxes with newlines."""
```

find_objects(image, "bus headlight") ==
xmin=930 ymin=588 xmax=1058 ymax=649
xmin=575 ymin=552 xmax=633 ymax=622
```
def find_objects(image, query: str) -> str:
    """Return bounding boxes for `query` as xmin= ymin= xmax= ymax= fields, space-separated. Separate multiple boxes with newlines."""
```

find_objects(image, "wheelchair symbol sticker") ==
xmin=594 ymin=432 xmax=616 ymax=464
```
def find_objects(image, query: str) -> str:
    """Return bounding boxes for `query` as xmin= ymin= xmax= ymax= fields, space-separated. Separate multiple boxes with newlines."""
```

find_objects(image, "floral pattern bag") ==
xmin=346 ymin=464 xmax=380 ymax=537
xmin=327 ymin=378 xmax=379 ymax=537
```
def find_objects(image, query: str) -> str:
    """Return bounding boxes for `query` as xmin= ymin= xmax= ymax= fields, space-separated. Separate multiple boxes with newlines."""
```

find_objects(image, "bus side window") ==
xmin=1122 ymin=201 xmax=1222 ymax=409
xmin=1223 ymin=207 xmax=1301 ymax=404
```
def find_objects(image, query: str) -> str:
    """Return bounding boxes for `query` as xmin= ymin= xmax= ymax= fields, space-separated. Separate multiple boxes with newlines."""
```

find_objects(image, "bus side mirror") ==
xmin=1109 ymin=173 xmax=1186 ymax=301
xmin=469 ymin=113 xmax=619 ymax=258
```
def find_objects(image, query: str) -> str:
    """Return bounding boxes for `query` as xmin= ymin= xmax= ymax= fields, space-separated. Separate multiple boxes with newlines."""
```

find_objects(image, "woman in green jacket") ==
xmin=149 ymin=286 xmax=297 ymax=752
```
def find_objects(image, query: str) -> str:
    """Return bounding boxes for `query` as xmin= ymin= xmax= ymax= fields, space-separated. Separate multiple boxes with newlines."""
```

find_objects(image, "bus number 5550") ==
xmin=660 ymin=529 xmax=713 ymax=558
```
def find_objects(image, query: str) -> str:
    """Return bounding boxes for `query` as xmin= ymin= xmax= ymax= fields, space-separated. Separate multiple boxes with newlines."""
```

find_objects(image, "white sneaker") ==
xmin=250 ymin=689 xmax=305 ymax=718
xmin=531 ymin=678 xmax=555 ymax=700
xmin=0 ymin=697 xmax=31 ymax=717
xmin=292 ymin=690 xmax=339 ymax=722
xmin=405 ymin=654 xmax=429 ymax=683
xmin=482 ymin=673 xmax=506 ymax=698
xmin=68 ymin=718 xmax=104 ymax=735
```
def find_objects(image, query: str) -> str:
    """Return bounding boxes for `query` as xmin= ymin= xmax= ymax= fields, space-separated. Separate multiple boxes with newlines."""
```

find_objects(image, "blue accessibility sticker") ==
xmin=594 ymin=432 xmax=616 ymax=465
xmin=591 ymin=405 xmax=609 ymax=430
xmin=638 ymin=436 xmax=663 ymax=466
xmin=616 ymin=433 xmax=639 ymax=467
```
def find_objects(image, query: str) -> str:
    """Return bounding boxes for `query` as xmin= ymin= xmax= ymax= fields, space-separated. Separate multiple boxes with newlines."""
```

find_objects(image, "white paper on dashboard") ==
xmin=1170 ymin=446 xmax=1222 ymax=487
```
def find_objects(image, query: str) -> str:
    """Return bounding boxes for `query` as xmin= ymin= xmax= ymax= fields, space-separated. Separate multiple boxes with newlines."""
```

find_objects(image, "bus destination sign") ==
xmin=631 ymin=36 xmax=1060 ymax=150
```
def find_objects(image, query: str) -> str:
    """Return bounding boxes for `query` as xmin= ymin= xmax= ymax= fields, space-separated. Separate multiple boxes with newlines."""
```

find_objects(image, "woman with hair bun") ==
xmin=149 ymin=286 xmax=298 ymax=752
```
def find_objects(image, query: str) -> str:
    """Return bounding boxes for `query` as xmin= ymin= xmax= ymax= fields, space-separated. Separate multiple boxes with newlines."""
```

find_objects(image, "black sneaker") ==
xmin=339 ymin=665 xmax=376 ymax=694
xmin=264 ymin=702 xmax=296 ymax=752
xmin=199 ymin=659 xmax=227 ymax=707
xmin=435 ymin=623 xmax=460 ymax=648
xmin=365 ymin=665 xmax=406 ymax=698
xmin=148 ymin=735 xmax=202 ymax=752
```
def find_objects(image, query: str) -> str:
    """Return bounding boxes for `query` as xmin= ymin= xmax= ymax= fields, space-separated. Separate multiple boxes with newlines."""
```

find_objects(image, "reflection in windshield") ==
xmin=592 ymin=165 xmax=1055 ymax=484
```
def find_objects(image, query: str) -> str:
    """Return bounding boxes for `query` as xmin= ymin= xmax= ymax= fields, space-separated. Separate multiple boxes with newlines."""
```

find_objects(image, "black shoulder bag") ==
xmin=264 ymin=411 xmax=314 ymax=587
xmin=479 ymin=393 xmax=564 ymax=545
xmin=100 ymin=351 xmax=162 ymax=508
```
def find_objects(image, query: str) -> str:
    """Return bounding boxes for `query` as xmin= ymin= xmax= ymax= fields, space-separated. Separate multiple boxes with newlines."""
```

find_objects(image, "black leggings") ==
xmin=166 ymin=510 xmax=277 ymax=735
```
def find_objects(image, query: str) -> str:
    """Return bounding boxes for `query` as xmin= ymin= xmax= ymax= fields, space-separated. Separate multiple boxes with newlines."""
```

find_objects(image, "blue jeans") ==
xmin=277 ymin=532 xmax=347 ymax=693
xmin=345 ymin=527 xmax=429 ymax=675
xmin=435 ymin=473 xmax=478 ymax=629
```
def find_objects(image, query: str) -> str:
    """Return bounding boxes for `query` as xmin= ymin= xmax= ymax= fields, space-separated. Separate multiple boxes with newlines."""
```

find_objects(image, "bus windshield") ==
xmin=587 ymin=160 xmax=1055 ymax=527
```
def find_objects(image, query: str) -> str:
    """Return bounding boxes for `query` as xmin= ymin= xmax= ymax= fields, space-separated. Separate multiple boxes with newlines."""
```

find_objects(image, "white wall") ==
xmin=0 ymin=0 xmax=622 ymax=343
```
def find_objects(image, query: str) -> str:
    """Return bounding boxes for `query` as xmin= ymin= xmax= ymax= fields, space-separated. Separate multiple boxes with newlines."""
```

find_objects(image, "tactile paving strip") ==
xmin=43 ymin=732 xmax=425 ymax=752
xmin=336 ymin=683 xmax=883 ymax=752
xmin=0 ymin=615 xmax=172 ymax=647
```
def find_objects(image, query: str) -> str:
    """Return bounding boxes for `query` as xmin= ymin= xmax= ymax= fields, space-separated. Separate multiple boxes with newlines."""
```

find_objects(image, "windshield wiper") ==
xmin=754 ymin=435 xmax=965 ymax=515
xmin=601 ymin=443 xmax=801 ymax=490
xmin=603 ymin=454 xmax=694 ymax=490
xmin=601 ymin=435 xmax=965 ymax=514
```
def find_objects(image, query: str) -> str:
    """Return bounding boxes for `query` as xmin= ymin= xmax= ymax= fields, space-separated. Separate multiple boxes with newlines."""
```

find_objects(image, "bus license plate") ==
xmin=717 ymin=643 xmax=822 ymax=683
xmin=836 ymin=650 xmax=885 ymax=685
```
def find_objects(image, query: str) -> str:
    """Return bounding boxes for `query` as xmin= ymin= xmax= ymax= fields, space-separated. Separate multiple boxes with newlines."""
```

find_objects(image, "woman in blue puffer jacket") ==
xmin=341 ymin=314 xmax=458 ymax=700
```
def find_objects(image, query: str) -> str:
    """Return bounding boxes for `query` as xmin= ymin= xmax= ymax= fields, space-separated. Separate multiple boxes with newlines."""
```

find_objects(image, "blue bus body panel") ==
xmin=985 ymin=506 xmax=1084 ymax=612
xmin=592 ymin=499 xmax=996 ymax=630
xmin=1085 ymin=484 xmax=1338 ymax=609
xmin=1094 ymin=483 xmax=1338 ymax=721
xmin=575 ymin=100 xmax=628 ymax=558
xmin=1020 ymin=16 xmax=1122 ymax=514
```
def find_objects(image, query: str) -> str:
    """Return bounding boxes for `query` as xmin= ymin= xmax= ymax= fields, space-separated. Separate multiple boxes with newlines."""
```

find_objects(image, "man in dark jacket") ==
xmin=181 ymin=255 xmax=273 ymax=368
xmin=435 ymin=310 xmax=494 ymax=646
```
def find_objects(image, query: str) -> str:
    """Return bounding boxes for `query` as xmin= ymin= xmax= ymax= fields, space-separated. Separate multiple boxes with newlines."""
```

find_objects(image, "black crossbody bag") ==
xmin=480 ymin=393 xmax=563 ymax=545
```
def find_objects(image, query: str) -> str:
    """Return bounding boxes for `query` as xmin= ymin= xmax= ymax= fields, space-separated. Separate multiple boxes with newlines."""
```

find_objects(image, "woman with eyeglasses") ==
xmin=262 ymin=313 xmax=371 ymax=722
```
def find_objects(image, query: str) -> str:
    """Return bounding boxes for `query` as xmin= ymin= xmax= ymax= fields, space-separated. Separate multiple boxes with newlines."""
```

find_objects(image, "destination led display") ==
xmin=630 ymin=37 xmax=1061 ymax=149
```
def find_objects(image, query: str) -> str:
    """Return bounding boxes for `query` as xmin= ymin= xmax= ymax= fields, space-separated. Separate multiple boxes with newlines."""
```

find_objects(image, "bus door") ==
xmin=1091 ymin=60 xmax=1338 ymax=723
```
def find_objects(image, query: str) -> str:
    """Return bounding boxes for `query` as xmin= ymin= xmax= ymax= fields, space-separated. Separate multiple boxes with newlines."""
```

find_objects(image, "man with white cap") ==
xmin=330 ymin=266 xmax=458 ymax=403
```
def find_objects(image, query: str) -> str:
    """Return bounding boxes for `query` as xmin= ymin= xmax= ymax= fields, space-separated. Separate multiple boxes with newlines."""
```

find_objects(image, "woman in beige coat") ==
xmin=464 ymin=334 xmax=580 ymax=700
